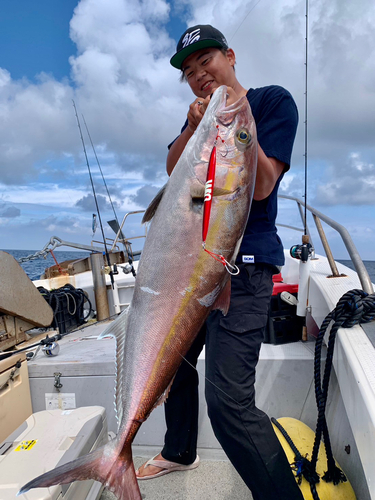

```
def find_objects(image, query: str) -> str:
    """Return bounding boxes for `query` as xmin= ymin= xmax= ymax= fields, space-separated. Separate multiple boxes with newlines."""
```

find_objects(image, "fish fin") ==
xmin=190 ymin=182 xmax=205 ymax=199
xmin=98 ymin=308 xmax=129 ymax=428
xmin=212 ymin=278 xmax=231 ymax=316
xmin=18 ymin=441 xmax=142 ymax=500
xmin=190 ymin=183 xmax=232 ymax=199
xmin=142 ymin=184 xmax=167 ymax=223
xmin=212 ymin=186 xmax=232 ymax=196
xmin=154 ymin=373 xmax=176 ymax=408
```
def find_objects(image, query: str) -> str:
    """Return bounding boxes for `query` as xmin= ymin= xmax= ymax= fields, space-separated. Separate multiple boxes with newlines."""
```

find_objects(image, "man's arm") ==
xmin=254 ymin=146 xmax=285 ymax=201
xmin=166 ymin=127 xmax=194 ymax=176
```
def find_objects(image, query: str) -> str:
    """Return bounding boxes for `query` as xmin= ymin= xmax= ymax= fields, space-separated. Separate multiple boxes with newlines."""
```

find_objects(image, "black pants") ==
xmin=161 ymin=263 xmax=303 ymax=500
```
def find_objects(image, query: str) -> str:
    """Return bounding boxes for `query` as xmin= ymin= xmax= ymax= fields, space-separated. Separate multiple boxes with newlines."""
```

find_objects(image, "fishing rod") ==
xmin=290 ymin=0 xmax=313 ymax=261
xmin=81 ymin=115 xmax=136 ymax=276
xmin=81 ymin=114 xmax=121 ymax=232
xmin=72 ymin=100 xmax=115 ymax=288
xmin=303 ymin=0 xmax=309 ymax=237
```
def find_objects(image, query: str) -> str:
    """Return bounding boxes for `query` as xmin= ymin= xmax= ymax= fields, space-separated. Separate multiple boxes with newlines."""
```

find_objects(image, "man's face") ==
xmin=181 ymin=47 xmax=236 ymax=99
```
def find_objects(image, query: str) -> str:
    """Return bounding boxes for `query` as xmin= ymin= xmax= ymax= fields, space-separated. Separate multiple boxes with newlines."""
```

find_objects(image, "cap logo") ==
xmin=182 ymin=28 xmax=200 ymax=48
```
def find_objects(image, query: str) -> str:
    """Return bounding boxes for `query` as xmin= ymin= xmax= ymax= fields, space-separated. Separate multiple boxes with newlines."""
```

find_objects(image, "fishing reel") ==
xmin=42 ymin=342 xmax=60 ymax=357
xmin=122 ymin=263 xmax=134 ymax=274
xmin=290 ymin=242 xmax=313 ymax=263
xmin=120 ymin=262 xmax=136 ymax=277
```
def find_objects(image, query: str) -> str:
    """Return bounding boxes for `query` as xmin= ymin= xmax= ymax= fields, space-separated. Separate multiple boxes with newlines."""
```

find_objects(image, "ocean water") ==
xmin=337 ymin=259 xmax=375 ymax=285
xmin=2 ymin=249 xmax=375 ymax=284
xmin=3 ymin=249 xmax=91 ymax=281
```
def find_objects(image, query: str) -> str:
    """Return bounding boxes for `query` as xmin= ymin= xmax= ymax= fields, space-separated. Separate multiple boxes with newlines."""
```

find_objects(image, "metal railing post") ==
xmin=312 ymin=214 xmax=342 ymax=277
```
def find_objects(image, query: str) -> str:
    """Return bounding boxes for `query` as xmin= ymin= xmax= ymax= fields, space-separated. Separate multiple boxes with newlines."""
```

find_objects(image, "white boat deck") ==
xmin=101 ymin=455 xmax=253 ymax=500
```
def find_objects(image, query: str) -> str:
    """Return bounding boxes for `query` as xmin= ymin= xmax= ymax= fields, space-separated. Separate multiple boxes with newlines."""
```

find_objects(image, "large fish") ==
xmin=19 ymin=86 xmax=257 ymax=500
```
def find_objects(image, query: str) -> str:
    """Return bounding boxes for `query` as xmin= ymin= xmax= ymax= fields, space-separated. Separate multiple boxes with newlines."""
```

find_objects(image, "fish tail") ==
xmin=18 ymin=440 xmax=141 ymax=500
xmin=106 ymin=445 xmax=141 ymax=500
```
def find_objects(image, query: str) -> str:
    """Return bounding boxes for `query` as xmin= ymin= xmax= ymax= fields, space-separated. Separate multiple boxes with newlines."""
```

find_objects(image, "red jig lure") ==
xmin=202 ymin=126 xmax=239 ymax=275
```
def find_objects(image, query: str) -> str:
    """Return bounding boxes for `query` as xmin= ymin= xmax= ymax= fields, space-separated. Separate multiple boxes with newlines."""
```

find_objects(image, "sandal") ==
xmin=136 ymin=455 xmax=200 ymax=480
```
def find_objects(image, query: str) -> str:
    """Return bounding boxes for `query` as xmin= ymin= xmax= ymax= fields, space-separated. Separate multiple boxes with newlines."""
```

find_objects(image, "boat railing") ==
xmin=109 ymin=210 xmax=147 ymax=254
xmin=278 ymin=195 xmax=374 ymax=294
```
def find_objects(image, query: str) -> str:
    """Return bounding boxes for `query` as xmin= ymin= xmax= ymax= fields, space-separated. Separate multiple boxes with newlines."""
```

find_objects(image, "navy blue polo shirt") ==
xmin=239 ymin=86 xmax=298 ymax=267
xmin=173 ymin=85 xmax=298 ymax=267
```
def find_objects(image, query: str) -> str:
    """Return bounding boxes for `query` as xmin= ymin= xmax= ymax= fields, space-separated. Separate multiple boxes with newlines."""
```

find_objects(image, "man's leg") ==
xmin=162 ymin=323 xmax=206 ymax=464
xmin=136 ymin=325 xmax=205 ymax=477
xmin=205 ymin=263 xmax=303 ymax=500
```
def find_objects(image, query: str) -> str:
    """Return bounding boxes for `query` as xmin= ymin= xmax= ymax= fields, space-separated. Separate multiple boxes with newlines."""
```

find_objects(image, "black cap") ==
xmin=170 ymin=25 xmax=228 ymax=69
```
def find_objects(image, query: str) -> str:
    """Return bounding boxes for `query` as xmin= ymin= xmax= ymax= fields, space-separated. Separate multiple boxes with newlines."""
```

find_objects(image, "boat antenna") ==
xmin=72 ymin=100 xmax=114 ymax=288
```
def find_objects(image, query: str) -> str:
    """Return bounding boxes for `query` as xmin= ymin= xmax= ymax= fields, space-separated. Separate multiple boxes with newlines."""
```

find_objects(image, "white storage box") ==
xmin=0 ymin=406 xmax=107 ymax=500
xmin=0 ymin=352 xmax=32 ymax=442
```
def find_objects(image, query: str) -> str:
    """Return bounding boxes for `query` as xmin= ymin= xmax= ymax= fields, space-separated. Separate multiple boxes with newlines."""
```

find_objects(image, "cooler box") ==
xmin=0 ymin=352 xmax=32 ymax=442
xmin=0 ymin=406 xmax=107 ymax=500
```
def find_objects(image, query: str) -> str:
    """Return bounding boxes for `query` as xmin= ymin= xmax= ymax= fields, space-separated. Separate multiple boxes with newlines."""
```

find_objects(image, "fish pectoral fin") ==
xmin=212 ymin=187 xmax=233 ymax=196
xmin=190 ymin=183 xmax=232 ymax=200
xmin=190 ymin=183 xmax=205 ymax=200
xmin=142 ymin=183 xmax=168 ymax=223
xmin=212 ymin=278 xmax=231 ymax=316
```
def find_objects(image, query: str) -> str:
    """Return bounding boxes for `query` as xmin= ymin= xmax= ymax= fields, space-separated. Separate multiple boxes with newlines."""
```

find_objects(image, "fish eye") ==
xmin=236 ymin=129 xmax=251 ymax=145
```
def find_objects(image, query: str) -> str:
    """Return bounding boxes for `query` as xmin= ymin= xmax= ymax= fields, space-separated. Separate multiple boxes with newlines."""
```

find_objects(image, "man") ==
xmin=136 ymin=25 xmax=303 ymax=500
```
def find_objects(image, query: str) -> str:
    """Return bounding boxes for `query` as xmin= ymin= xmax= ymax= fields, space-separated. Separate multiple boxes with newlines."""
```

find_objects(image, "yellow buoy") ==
xmin=272 ymin=417 xmax=356 ymax=500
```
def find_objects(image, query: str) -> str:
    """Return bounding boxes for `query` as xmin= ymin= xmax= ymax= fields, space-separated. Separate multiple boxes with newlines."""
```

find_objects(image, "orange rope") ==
xmin=50 ymin=249 xmax=64 ymax=275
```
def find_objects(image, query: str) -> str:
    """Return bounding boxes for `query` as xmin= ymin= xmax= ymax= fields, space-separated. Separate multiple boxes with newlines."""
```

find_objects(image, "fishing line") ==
xmin=228 ymin=0 xmax=265 ymax=44
xmin=81 ymin=114 xmax=135 ymax=273
xmin=177 ymin=349 xmax=261 ymax=417
xmin=81 ymin=115 xmax=122 ymax=238
xmin=72 ymin=100 xmax=114 ymax=288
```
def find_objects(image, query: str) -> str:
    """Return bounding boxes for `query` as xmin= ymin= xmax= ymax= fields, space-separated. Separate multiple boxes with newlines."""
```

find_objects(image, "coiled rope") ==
xmin=273 ymin=289 xmax=375 ymax=500
xmin=38 ymin=283 xmax=92 ymax=333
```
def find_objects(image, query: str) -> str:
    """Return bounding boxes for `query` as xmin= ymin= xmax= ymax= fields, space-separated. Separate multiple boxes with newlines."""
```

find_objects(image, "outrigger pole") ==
xmin=72 ymin=100 xmax=115 ymax=289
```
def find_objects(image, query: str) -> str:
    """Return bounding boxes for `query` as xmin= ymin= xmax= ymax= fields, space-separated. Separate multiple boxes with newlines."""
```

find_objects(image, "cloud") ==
xmin=0 ymin=205 xmax=21 ymax=218
xmin=130 ymin=185 xmax=161 ymax=208
xmin=314 ymin=153 xmax=375 ymax=206
xmin=75 ymin=193 xmax=120 ymax=212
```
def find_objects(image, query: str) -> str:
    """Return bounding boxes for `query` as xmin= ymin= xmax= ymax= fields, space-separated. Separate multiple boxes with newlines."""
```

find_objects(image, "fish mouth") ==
xmin=216 ymin=95 xmax=249 ymax=125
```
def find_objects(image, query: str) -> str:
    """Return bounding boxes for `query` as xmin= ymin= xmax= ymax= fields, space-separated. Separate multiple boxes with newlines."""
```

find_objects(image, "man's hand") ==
xmin=187 ymin=97 xmax=210 ymax=133
xmin=186 ymin=88 xmax=241 ymax=133
xmin=167 ymin=87 xmax=244 ymax=176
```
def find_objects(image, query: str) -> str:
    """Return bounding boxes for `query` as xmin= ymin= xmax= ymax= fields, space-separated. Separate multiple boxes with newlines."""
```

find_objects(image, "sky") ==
xmin=0 ymin=0 xmax=374 ymax=260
